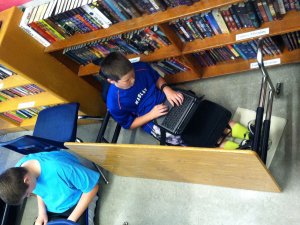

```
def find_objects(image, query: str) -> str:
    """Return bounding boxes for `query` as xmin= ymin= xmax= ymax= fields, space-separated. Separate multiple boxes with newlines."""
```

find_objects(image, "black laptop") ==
xmin=155 ymin=90 xmax=202 ymax=135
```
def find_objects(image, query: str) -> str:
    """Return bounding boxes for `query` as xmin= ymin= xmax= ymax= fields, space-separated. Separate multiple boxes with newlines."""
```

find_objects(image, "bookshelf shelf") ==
xmin=0 ymin=7 xmax=105 ymax=132
xmin=183 ymin=11 xmax=300 ymax=54
xmin=74 ymin=9 xmax=300 ymax=79
xmin=78 ymin=45 xmax=182 ymax=76
xmin=44 ymin=0 xmax=242 ymax=53
xmin=0 ymin=74 xmax=31 ymax=90
xmin=0 ymin=92 xmax=64 ymax=113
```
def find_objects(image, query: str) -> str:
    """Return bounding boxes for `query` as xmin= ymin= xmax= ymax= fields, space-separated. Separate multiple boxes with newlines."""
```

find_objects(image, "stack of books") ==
xmin=281 ymin=31 xmax=300 ymax=51
xmin=20 ymin=0 xmax=201 ymax=47
xmin=193 ymin=36 xmax=282 ymax=66
xmin=1 ymin=106 xmax=48 ymax=124
xmin=63 ymin=26 xmax=171 ymax=65
xmin=150 ymin=58 xmax=190 ymax=76
xmin=0 ymin=65 xmax=15 ymax=80
xmin=0 ymin=84 xmax=45 ymax=102
xmin=169 ymin=0 xmax=300 ymax=42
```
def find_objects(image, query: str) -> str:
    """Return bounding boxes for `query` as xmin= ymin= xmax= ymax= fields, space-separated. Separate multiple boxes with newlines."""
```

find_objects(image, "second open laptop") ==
xmin=154 ymin=90 xmax=202 ymax=135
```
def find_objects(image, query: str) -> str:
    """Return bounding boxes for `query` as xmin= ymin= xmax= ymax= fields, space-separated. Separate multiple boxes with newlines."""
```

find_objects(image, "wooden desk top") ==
xmin=65 ymin=142 xmax=281 ymax=192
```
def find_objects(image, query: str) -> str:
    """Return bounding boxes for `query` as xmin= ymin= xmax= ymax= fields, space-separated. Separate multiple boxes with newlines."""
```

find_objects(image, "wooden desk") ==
xmin=65 ymin=142 xmax=281 ymax=192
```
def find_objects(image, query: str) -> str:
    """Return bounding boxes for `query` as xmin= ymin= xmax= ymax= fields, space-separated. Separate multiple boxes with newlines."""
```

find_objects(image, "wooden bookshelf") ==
xmin=165 ymin=47 xmax=300 ymax=83
xmin=73 ymin=9 xmax=300 ymax=81
xmin=45 ymin=0 xmax=242 ymax=53
xmin=78 ymin=45 xmax=182 ymax=76
xmin=183 ymin=10 xmax=300 ymax=54
xmin=0 ymin=7 xmax=105 ymax=132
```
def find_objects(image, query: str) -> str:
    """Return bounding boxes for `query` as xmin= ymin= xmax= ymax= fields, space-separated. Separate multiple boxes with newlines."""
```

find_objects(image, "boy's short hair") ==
xmin=0 ymin=167 xmax=29 ymax=205
xmin=100 ymin=52 xmax=133 ymax=81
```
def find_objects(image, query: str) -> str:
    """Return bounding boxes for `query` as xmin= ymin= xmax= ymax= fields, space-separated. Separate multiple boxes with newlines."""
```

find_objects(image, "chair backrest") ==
xmin=47 ymin=219 xmax=79 ymax=225
xmin=33 ymin=103 xmax=80 ymax=142
xmin=99 ymin=78 xmax=110 ymax=103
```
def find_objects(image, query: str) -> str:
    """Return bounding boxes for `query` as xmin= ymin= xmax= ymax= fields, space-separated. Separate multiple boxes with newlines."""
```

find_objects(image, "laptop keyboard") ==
xmin=161 ymin=94 xmax=194 ymax=131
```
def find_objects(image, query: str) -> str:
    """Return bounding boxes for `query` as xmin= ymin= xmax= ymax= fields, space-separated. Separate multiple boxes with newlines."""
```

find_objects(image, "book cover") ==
xmin=229 ymin=4 xmax=243 ymax=29
xmin=256 ymin=0 xmax=270 ymax=22
xmin=277 ymin=0 xmax=287 ymax=14
xmin=204 ymin=11 xmax=222 ymax=34
xmin=266 ymin=0 xmax=278 ymax=20
xmin=212 ymin=9 xmax=230 ymax=33
xmin=261 ymin=0 xmax=274 ymax=21
xmin=245 ymin=1 xmax=261 ymax=28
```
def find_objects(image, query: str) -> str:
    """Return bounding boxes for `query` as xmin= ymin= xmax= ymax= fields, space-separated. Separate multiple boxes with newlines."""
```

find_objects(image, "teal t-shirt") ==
xmin=16 ymin=151 xmax=100 ymax=213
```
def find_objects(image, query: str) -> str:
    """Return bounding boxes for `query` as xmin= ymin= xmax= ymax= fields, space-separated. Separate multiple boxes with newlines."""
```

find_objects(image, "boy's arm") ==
xmin=156 ymin=77 xmax=184 ymax=106
xmin=130 ymin=103 xmax=168 ymax=129
xmin=35 ymin=195 xmax=48 ymax=225
xmin=68 ymin=184 xmax=99 ymax=222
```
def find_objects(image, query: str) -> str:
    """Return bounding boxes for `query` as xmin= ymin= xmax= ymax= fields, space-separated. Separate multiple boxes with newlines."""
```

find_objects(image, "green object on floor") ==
xmin=232 ymin=123 xmax=249 ymax=140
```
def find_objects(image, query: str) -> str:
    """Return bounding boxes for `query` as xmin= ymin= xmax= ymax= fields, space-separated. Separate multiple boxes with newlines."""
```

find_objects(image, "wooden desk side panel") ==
xmin=66 ymin=143 xmax=281 ymax=192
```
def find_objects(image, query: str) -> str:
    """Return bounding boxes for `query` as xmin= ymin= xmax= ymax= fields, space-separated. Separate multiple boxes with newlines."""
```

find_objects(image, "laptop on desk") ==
xmin=155 ymin=90 xmax=202 ymax=135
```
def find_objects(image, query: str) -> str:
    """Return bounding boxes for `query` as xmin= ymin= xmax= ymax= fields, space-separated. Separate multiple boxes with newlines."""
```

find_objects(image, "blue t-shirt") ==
xmin=15 ymin=151 xmax=100 ymax=213
xmin=106 ymin=62 xmax=166 ymax=134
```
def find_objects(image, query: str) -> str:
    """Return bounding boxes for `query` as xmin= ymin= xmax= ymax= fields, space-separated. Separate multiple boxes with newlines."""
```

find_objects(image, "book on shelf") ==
xmin=19 ymin=6 xmax=51 ymax=46
xmin=0 ymin=65 xmax=15 ymax=76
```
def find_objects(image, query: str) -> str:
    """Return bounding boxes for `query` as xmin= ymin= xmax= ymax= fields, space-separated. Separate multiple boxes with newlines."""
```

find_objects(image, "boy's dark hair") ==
xmin=100 ymin=52 xmax=133 ymax=81
xmin=0 ymin=167 xmax=29 ymax=205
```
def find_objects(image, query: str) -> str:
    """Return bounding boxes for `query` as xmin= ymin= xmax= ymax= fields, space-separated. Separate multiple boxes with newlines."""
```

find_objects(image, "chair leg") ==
xmin=93 ymin=162 xmax=109 ymax=184
xmin=76 ymin=137 xmax=84 ymax=142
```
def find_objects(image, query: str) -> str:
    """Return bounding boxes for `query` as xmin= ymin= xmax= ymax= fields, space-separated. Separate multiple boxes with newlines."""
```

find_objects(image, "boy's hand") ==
xmin=35 ymin=213 xmax=48 ymax=225
xmin=149 ymin=103 xmax=169 ymax=119
xmin=163 ymin=87 xmax=184 ymax=106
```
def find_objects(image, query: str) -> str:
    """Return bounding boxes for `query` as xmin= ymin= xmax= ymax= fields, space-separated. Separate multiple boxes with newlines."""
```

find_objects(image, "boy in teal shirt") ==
xmin=0 ymin=151 xmax=100 ymax=225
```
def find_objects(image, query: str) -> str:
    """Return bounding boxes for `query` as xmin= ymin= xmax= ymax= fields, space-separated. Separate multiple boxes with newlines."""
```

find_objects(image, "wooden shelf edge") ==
xmin=0 ymin=92 xmax=65 ymax=113
xmin=0 ymin=116 xmax=24 ymax=133
xmin=202 ymin=48 xmax=300 ymax=79
xmin=0 ymin=74 xmax=32 ymax=90
xmin=183 ymin=11 xmax=300 ymax=54
xmin=164 ymin=48 xmax=300 ymax=84
xmin=45 ymin=0 xmax=242 ymax=53
xmin=78 ymin=45 xmax=181 ymax=76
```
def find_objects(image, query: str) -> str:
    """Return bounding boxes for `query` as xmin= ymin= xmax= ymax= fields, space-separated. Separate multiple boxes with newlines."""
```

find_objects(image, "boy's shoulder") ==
xmin=133 ymin=61 xmax=150 ymax=71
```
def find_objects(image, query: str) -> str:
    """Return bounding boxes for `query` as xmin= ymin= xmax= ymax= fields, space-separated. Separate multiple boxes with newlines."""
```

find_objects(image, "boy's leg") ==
xmin=151 ymin=125 xmax=185 ymax=145
xmin=230 ymin=121 xmax=250 ymax=140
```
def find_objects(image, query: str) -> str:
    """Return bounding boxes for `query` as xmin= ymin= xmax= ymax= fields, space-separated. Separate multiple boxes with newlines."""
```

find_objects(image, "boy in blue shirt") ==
xmin=101 ymin=52 xmax=185 ymax=145
xmin=101 ymin=52 xmax=251 ymax=148
xmin=0 ymin=151 xmax=100 ymax=225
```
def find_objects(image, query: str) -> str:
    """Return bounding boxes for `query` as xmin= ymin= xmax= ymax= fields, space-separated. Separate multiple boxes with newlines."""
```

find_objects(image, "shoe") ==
xmin=238 ymin=139 xmax=252 ymax=150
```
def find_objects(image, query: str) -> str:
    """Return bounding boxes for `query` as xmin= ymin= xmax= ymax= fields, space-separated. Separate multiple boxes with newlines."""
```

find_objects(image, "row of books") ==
xmin=0 ymin=84 xmax=45 ymax=102
xmin=150 ymin=58 xmax=190 ymax=76
xmin=281 ymin=31 xmax=300 ymax=51
xmin=193 ymin=36 xmax=283 ymax=67
xmin=169 ymin=0 xmax=300 ymax=42
xmin=1 ymin=106 xmax=48 ymax=124
xmin=20 ymin=0 xmax=200 ymax=46
xmin=63 ymin=26 xmax=171 ymax=65
xmin=0 ymin=65 xmax=15 ymax=80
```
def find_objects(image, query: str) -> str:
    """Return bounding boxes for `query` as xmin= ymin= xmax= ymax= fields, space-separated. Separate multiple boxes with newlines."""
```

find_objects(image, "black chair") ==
xmin=96 ymin=79 xmax=121 ymax=144
xmin=96 ymin=79 xmax=232 ymax=147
